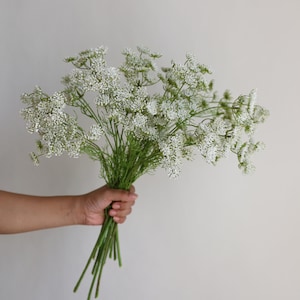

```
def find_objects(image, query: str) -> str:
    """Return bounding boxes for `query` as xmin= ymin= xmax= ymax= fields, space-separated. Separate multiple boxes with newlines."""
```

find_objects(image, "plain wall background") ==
xmin=1 ymin=0 xmax=299 ymax=299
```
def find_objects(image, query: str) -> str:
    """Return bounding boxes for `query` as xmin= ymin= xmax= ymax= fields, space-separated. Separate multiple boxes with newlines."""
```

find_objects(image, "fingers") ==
xmin=108 ymin=185 xmax=137 ymax=224
xmin=111 ymin=201 xmax=135 ymax=210
xmin=109 ymin=208 xmax=132 ymax=224
xmin=109 ymin=206 xmax=132 ymax=223
xmin=104 ymin=185 xmax=137 ymax=203
xmin=109 ymin=201 xmax=134 ymax=223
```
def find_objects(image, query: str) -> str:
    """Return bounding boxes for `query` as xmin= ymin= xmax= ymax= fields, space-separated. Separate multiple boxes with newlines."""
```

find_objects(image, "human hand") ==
xmin=80 ymin=185 xmax=137 ymax=225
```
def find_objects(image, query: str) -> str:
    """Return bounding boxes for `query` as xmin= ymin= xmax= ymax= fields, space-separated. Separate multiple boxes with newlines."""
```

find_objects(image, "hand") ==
xmin=81 ymin=185 xmax=137 ymax=225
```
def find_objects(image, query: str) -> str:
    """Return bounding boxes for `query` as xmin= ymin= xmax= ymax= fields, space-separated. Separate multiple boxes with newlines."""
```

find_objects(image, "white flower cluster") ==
xmin=21 ymin=87 xmax=85 ymax=165
xmin=86 ymin=124 xmax=104 ymax=141
xmin=21 ymin=46 xmax=268 ymax=175
xmin=196 ymin=118 xmax=231 ymax=164
xmin=159 ymin=133 xmax=185 ymax=178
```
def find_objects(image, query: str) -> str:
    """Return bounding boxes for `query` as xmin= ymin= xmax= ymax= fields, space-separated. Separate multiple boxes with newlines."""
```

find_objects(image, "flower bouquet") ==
xmin=21 ymin=46 xmax=268 ymax=299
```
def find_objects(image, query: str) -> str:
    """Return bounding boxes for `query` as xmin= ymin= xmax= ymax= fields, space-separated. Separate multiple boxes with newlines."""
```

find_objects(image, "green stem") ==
xmin=95 ymin=221 xmax=118 ymax=298
xmin=73 ymin=207 xmax=121 ymax=299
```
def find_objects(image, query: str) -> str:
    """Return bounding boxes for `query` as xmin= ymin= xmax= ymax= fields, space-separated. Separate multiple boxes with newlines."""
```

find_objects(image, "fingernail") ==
xmin=131 ymin=193 xmax=138 ymax=199
xmin=110 ymin=210 xmax=116 ymax=216
xmin=113 ymin=203 xmax=120 ymax=209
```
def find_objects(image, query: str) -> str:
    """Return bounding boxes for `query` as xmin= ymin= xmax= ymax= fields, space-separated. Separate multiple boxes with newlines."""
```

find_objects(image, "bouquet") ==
xmin=21 ymin=46 xmax=268 ymax=299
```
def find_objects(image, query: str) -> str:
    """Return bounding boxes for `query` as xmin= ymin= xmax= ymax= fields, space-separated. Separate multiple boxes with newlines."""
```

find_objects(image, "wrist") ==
xmin=72 ymin=195 xmax=87 ymax=225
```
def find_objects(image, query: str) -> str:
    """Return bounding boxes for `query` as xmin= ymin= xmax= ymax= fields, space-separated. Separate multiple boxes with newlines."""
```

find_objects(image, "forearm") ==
xmin=0 ymin=190 xmax=84 ymax=234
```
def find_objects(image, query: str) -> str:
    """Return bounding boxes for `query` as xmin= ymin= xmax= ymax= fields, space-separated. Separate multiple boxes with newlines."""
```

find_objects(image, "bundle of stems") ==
xmin=73 ymin=207 xmax=120 ymax=299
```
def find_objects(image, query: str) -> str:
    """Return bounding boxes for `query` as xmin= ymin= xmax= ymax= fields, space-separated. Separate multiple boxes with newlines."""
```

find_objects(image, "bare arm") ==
xmin=0 ymin=186 xmax=137 ymax=234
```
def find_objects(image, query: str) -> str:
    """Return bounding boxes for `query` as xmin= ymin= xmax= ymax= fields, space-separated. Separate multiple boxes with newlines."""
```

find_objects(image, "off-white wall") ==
xmin=1 ymin=0 xmax=299 ymax=299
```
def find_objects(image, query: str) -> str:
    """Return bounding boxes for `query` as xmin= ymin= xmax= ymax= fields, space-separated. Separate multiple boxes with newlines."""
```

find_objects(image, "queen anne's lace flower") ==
xmin=146 ymin=99 xmax=157 ymax=115
xmin=21 ymin=90 xmax=85 ymax=162
xmin=86 ymin=124 xmax=104 ymax=141
xmin=159 ymin=133 xmax=185 ymax=178
xmin=21 ymin=46 xmax=268 ymax=177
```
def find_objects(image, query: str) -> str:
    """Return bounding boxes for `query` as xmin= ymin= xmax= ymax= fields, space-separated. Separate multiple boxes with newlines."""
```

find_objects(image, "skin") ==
xmin=0 ymin=185 xmax=137 ymax=234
